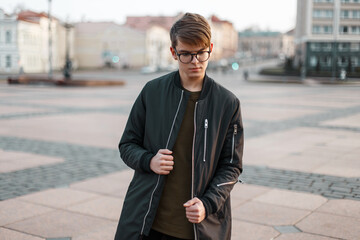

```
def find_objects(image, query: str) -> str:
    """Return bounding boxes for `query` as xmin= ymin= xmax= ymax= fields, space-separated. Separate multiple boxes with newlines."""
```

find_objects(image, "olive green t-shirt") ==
xmin=152 ymin=91 xmax=200 ymax=239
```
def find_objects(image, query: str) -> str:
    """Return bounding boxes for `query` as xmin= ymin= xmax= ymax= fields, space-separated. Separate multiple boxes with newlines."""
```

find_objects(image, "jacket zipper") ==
xmin=192 ymin=102 xmax=198 ymax=240
xmin=141 ymin=90 xmax=184 ymax=235
xmin=217 ymin=180 xmax=239 ymax=187
xmin=203 ymin=119 xmax=208 ymax=162
xmin=230 ymin=124 xmax=237 ymax=163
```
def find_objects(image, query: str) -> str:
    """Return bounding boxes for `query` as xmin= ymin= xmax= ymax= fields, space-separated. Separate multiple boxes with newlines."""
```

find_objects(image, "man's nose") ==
xmin=191 ymin=55 xmax=199 ymax=64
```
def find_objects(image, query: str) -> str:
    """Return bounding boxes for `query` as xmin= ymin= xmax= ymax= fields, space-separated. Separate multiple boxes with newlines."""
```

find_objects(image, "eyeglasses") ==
xmin=174 ymin=48 xmax=211 ymax=64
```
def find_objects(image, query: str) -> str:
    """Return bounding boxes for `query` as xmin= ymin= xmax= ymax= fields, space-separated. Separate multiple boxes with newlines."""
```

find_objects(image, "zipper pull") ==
xmin=234 ymin=124 xmax=237 ymax=135
xmin=205 ymin=119 xmax=208 ymax=129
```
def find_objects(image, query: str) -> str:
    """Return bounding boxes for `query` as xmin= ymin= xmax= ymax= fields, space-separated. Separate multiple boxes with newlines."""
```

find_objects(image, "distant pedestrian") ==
xmin=243 ymin=70 xmax=249 ymax=81
xmin=340 ymin=69 xmax=347 ymax=81
xmin=115 ymin=13 xmax=244 ymax=240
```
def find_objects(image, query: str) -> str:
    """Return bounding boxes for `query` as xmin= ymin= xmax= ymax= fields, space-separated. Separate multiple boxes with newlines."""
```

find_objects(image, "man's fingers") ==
xmin=161 ymin=155 xmax=174 ymax=162
xmin=160 ymin=170 xmax=170 ymax=175
xmin=161 ymin=165 xmax=173 ymax=171
xmin=183 ymin=197 xmax=200 ymax=207
xmin=158 ymin=149 xmax=173 ymax=155
xmin=160 ymin=160 xmax=174 ymax=166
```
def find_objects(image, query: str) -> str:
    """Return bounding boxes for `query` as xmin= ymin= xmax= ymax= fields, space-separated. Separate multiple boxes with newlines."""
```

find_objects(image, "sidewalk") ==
xmin=0 ymin=72 xmax=360 ymax=240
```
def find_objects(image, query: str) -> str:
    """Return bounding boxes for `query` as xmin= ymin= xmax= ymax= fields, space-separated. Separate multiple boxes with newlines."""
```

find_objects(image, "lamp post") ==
xmin=48 ymin=0 xmax=53 ymax=79
xmin=63 ymin=22 xmax=73 ymax=79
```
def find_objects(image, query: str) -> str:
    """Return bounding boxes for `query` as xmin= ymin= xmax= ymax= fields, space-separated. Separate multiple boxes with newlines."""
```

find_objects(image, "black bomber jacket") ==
xmin=115 ymin=71 xmax=244 ymax=240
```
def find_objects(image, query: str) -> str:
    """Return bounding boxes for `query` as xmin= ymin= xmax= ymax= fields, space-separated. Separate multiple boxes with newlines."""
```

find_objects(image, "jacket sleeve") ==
xmin=200 ymin=99 xmax=244 ymax=217
xmin=118 ymin=85 xmax=154 ymax=173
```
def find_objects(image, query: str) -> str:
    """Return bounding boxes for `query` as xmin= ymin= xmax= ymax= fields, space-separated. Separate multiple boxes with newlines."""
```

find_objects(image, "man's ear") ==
xmin=170 ymin=46 xmax=177 ymax=60
xmin=210 ymin=43 xmax=214 ymax=53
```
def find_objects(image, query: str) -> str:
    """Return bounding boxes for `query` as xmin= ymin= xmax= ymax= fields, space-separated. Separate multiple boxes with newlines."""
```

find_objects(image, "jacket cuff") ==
xmin=140 ymin=152 xmax=154 ymax=173
xmin=199 ymin=197 xmax=214 ymax=218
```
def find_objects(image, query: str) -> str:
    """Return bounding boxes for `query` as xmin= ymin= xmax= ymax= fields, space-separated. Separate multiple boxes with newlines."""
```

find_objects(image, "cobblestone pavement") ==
xmin=1 ymin=71 xmax=360 ymax=202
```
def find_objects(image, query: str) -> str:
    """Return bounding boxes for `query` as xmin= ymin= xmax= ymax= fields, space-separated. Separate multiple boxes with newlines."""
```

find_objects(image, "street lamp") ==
xmin=48 ymin=0 xmax=53 ymax=79
xmin=63 ymin=22 xmax=73 ymax=79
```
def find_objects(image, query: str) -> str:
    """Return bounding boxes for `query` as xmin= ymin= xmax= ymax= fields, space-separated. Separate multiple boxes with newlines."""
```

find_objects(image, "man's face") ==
xmin=170 ymin=40 xmax=213 ymax=82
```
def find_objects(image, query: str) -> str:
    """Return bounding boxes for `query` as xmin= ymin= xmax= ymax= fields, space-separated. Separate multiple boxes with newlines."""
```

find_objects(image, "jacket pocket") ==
xmin=203 ymin=119 xmax=208 ymax=162
xmin=230 ymin=124 xmax=238 ymax=163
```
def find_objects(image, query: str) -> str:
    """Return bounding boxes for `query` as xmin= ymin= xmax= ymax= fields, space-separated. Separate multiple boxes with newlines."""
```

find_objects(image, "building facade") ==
xmin=125 ymin=15 xmax=178 ymax=70
xmin=238 ymin=29 xmax=284 ymax=59
xmin=74 ymin=22 xmax=146 ymax=69
xmin=0 ymin=9 xmax=76 ymax=74
xmin=295 ymin=0 xmax=360 ymax=77
xmin=209 ymin=15 xmax=238 ymax=61
xmin=0 ymin=9 xmax=20 ymax=73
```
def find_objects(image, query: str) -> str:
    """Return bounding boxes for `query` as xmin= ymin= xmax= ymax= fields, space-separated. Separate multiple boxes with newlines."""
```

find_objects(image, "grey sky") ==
xmin=1 ymin=0 xmax=297 ymax=32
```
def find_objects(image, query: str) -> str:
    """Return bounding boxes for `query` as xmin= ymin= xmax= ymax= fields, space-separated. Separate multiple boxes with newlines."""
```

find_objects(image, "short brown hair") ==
xmin=170 ymin=13 xmax=211 ymax=48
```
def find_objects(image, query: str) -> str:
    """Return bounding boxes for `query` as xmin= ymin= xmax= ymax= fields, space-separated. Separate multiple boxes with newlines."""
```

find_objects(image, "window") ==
xmin=340 ymin=26 xmax=349 ymax=34
xmin=338 ymin=43 xmax=350 ymax=51
xmin=320 ymin=56 xmax=332 ymax=66
xmin=338 ymin=56 xmax=348 ymax=67
xmin=322 ymin=43 xmax=332 ymax=51
xmin=310 ymin=56 xmax=318 ymax=67
xmin=314 ymin=9 xmax=333 ymax=18
xmin=341 ymin=10 xmax=350 ymax=18
xmin=313 ymin=25 xmax=333 ymax=34
xmin=313 ymin=26 xmax=321 ymax=34
xmin=353 ymin=10 xmax=360 ymax=19
xmin=341 ymin=0 xmax=360 ymax=2
xmin=6 ymin=30 xmax=12 ymax=44
xmin=351 ymin=56 xmax=359 ymax=66
xmin=314 ymin=0 xmax=333 ymax=3
xmin=6 ymin=55 xmax=11 ymax=68
xmin=342 ymin=0 xmax=360 ymax=3
xmin=351 ymin=26 xmax=360 ymax=34
xmin=324 ymin=26 xmax=333 ymax=33
xmin=350 ymin=43 xmax=360 ymax=51
xmin=310 ymin=42 xmax=322 ymax=51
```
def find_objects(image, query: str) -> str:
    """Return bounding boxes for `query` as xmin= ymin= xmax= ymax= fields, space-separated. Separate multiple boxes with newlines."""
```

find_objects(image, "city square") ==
xmin=0 ymin=69 xmax=359 ymax=239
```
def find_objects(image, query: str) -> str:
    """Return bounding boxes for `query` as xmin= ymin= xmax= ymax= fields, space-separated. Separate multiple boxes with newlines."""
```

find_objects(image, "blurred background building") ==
xmin=294 ymin=0 xmax=360 ymax=77
xmin=0 ymin=9 xmax=19 ymax=73
xmin=209 ymin=15 xmax=238 ymax=61
xmin=0 ymin=8 xmax=298 ymax=74
xmin=16 ymin=10 xmax=74 ymax=73
xmin=238 ymin=28 xmax=295 ymax=60
xmin=74 ymin=22 xmax=145 ymax=69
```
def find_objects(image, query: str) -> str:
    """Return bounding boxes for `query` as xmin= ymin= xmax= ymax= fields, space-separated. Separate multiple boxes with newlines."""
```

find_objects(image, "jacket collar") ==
xmin=173 ymin=70 xmax=213 ymax=101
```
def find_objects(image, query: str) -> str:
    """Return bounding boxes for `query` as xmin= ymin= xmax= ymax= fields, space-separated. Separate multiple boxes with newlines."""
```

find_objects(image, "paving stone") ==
xmin=275 ymin=232 xmax=338 ymax=240
xmin=233 ymin=201 xmax=310 ymax=226
xmin=5 ymin=210 xmax=114 ymax=238
xmin=274 ymin=225 xmax=301 ymax=233
xmin=232 ymin=219 xmax=279 ymax=240
xmin=253 ymin=189 xmax=328 ymax=210
xmin=316 ymin=199 xmax=360 ymax=219
xmin=0 ymin=228 xmax=45 ymax=240
xmin=66 ymin=196 xmax=123 ymax=221
xmin=0 ymin=199 xmax=54 ymax=226
xmin=17 ymin=188 xmax=100 ymax=208
xmin=296 ymin=212 xmax=360 ymax=240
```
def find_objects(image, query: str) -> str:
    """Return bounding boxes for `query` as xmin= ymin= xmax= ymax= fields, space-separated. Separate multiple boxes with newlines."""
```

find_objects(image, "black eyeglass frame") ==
xmin=173 ymin=47 xmax=212 ymax=64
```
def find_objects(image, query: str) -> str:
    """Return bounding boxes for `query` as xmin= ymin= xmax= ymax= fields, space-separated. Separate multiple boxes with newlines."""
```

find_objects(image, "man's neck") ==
xmin=180 ymin=76 xmax=204 ymax=92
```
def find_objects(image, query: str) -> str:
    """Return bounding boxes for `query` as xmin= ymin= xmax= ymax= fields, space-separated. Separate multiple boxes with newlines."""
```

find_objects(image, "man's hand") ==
xmin=184 ymin=197 xmax=206 ymax=223
xmin=150 ymin=149 xmax=174 ymax=175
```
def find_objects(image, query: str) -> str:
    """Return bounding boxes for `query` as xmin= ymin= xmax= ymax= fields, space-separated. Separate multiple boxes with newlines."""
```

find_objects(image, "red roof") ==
xmin=210 ymin=15 xmax=232 ymax=26
xmin=17 ymin=10 xmax=56 ymax=24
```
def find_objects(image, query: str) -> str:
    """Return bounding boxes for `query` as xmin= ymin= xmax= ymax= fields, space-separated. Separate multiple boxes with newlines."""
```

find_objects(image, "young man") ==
xmin=115 ymin=13 xmax=243 ymax=240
